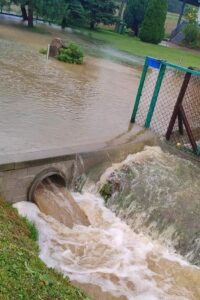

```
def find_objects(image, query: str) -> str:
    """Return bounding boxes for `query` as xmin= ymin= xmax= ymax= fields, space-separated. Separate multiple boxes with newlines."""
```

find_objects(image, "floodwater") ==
xmin=14 ymin=147 xmax=200 ymax=300
xmin=3 ymin=15 xmax=200 ymax=300
xmin=0 ymin=17 xmax=141 ymax=155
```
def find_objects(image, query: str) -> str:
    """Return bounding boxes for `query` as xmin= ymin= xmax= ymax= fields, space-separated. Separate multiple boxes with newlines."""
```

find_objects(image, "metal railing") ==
xmin=131 ymin=57 xmax=200 ymax=156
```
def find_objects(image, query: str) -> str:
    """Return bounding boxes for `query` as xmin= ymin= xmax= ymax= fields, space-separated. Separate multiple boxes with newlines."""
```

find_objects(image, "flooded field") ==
xmin=0 ymin=16 xmax=141 ymax=155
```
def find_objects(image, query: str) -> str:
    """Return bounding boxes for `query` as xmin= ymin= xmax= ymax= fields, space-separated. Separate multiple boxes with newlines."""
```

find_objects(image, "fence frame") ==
xmin=131 ymin=56 xmax=200 ymax=155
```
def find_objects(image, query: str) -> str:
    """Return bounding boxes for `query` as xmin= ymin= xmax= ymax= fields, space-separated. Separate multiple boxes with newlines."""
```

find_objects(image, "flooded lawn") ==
xmin=0 ymin=17 xmax=141 ymax=155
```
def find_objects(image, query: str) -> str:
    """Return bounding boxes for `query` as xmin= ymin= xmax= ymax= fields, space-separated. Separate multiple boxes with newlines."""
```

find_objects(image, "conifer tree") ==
xmin=124 ymin=0 xmax=148 ymax=36
xmin=139 ymin=0 xmax=167 ymax=44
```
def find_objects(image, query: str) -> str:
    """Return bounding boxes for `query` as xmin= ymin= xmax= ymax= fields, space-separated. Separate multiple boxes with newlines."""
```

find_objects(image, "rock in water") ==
xmin=49 ymin=38 xmax=65 ymax=57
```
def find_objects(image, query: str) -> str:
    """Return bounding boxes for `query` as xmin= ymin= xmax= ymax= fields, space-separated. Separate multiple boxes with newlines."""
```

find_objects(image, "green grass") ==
xmin=22 ymin=216 xmax=38 ymax=241
xmin=0 ymin=198 xmax=90 ymax=300
xmin=23 ymin=25 xmax=51 ymax=35
xmin=77 ymin=27 xmax=200 ymax=68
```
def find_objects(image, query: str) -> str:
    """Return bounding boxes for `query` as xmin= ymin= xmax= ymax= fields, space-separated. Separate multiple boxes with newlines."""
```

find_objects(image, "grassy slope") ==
xmin=0 ymin=198 xmax=90 ymax=300
xmin=84 ymin=28 xmax=200 ymax=68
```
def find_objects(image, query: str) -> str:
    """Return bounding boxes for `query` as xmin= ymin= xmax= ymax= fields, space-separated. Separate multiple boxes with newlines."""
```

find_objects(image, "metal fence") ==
xmin=131 ymin=57 xmax=200 ymax=157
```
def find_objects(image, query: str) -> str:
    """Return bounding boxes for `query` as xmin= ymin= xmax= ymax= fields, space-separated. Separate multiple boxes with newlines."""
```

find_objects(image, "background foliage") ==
xmin=123 ymin=0 xmax=148 ymax=36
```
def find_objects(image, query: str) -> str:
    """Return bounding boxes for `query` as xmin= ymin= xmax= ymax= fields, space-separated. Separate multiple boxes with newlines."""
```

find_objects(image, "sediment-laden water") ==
xmin=97 ymin=146 xmax=200 ymax=266
xmin=14 ymin=147 xmax=200 ymax=300
xmin=0 ymin=17 xmax=141 ymax=154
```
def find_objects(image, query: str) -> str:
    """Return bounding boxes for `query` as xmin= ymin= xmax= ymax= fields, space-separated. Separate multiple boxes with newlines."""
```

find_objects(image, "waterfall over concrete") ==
xmin=98 ymin=146 xmax=200 ymax=266
xmin=14 ymin=147 xmax=200 ymax=300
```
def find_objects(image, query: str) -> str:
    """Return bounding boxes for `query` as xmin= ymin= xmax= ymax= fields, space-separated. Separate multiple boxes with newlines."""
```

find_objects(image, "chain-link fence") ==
xmin=131 ymin=57 xmax=200 ymax=157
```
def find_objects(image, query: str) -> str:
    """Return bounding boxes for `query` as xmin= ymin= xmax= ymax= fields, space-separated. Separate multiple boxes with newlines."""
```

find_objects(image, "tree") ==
xmin=9 ymin=0 xmax=118 ymax=29
xmin=139 ymin=0 xmax=167 ymax=44
xmin=35 ymin=0 xmax=69 ymax=25
xmin=62 ymin=0 xmax=85 ymax=27
xmin=13 ymin=0 xmax=34 ymax=26
xmin=123 ymin=0 xmax=148 ymax=36
xmin=27 ymin=0 xmax=33 ymax=27
xmin=0 ymin=0 xmax=10 ymax=12
xmin=81 ymin=0 xmax=118 ymax=29
xmin=11 ymin=0 xmax=83 ymax=28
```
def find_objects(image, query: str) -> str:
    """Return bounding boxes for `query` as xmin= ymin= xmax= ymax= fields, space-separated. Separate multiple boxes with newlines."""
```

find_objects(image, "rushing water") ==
xmin=0 ymin=17 xmax=141 ymax=155
xmin=14 ymin=147 xmax=200 ymax=300
xmin=2 ymin=15 xmax=200 ymax=300
xmin=97 ymin=146 xmax=200 ymax=266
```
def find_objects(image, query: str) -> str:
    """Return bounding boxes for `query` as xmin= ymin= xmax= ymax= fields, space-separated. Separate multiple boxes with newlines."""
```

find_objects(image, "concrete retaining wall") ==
xmin=0 ymin=127 xmax=156 ymax=203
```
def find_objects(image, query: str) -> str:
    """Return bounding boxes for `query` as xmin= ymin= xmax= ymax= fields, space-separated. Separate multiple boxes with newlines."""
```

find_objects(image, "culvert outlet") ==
xmin=28 ymin=167 xmax=67 ymax=203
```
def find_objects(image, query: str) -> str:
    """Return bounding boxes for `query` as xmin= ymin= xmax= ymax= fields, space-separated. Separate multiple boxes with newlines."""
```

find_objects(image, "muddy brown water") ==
xmin=34 ymin=182 xmax=90 ymax=228
xmin=14 ymin=162 xmax=200 ymax=300
xmin=0 ymin=17 xmax=141 ymax=155
xmin=3 ymin=16 xmax=200 ymax=300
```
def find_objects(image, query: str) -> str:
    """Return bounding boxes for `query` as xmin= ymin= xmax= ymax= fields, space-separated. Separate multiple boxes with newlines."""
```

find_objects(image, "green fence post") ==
xmin=144 ymin=63 xmax=166 ymax=128
xmin=130 ymin=57 xmax=149 ymax=123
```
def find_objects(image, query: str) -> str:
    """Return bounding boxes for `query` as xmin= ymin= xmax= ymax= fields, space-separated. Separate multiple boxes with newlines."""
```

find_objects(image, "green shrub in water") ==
xmin=57 ymin=43 xmax=84 ymax=64
xmin=39 ymin=47 xmax=47 ymax=55
xmin=100 ymin=183 xmax=112 ymax=203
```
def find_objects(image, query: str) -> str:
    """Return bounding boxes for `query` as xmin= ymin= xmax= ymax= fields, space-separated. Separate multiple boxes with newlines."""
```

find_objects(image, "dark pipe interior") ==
xmin=43 ymin=174 xmax=66 ymax=187
xmin=28 ymin=168 xmax=67 ymax=202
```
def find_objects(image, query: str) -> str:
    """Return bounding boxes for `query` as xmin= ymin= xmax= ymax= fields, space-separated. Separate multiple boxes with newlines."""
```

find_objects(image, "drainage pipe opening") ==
xmin=28 ymin=168 xmax=67 ymax=203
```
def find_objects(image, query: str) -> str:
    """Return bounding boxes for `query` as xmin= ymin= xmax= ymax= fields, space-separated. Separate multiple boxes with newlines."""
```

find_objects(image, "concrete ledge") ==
xmin=0 ymin=126 xmax=157 ymax=203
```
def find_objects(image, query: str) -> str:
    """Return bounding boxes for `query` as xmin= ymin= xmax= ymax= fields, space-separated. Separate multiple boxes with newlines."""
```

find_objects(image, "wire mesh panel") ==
xmin=150 ymin=67 xmax=184 ymax=136
xmin=170 ymin=73 xmax=200 ymax=153
xmin=131 ymin=57 xmax=200 ymax=157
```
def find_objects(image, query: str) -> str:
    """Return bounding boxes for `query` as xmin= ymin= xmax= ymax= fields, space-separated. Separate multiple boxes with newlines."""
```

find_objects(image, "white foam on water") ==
xmin=14 ymin=188 xmax=200 ymax=300
xmin=99 ymin=146 xmax=165 ymax=186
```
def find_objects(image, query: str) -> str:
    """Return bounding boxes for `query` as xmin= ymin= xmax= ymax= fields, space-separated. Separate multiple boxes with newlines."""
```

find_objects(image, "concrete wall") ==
xmin=0 ymin=159 xmax=75 ymax=203
xmin=0 ymin=128 xmax=157 ymax=203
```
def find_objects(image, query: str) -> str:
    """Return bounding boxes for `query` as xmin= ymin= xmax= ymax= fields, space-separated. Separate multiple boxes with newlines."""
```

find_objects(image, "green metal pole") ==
xmin=131 ymin=57 xmax=149 ymax=123
xmin=144 ymin=63 xmax=166 ymax=128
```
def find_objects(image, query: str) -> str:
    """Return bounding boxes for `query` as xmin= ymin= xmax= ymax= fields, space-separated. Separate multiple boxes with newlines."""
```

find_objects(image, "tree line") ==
xmin=0 ymin=0 xmax=171 ymax=45
xmin=0 ymin=0 xmax=118 ymax=29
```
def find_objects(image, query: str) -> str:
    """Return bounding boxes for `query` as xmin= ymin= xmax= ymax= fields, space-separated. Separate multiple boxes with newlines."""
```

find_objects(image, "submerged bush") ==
xmin=57 ymin=43 xmax=84 ymax=64
xmin=100 ymin=183 xmax=113 ymax=202
xmin=39 ymin=47 xmax=47 ymax=55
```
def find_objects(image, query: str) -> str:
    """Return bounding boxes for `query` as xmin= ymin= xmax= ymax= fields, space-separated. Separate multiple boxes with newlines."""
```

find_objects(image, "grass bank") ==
xmin=77 ymin=28 xmax=200 ymax=68
xmin=0 ymin=197 xmax=90 ymax=300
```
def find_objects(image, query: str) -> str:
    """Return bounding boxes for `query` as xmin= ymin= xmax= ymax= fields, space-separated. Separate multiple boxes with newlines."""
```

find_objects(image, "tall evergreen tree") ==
xmin=81 ymin=0 xmax=118 ymax=29
xmin=139 ymin=0 xmax=167 ymax=44
xmin=123 ymin=0 xmax=148 ymax=36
